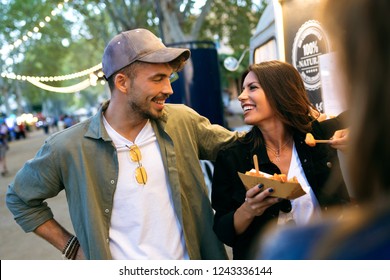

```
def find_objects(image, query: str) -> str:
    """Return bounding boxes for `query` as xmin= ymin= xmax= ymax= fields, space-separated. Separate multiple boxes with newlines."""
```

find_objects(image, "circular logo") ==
xmin=292 ymin=20 xmax=330 ymax=91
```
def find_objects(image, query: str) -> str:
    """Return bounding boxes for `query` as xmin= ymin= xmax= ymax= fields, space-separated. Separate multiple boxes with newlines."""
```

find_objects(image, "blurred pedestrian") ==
xmin=63 ymin=114 xmax=73 ymax=129
xmin=0 ymin=119 xmax=9 ymax=176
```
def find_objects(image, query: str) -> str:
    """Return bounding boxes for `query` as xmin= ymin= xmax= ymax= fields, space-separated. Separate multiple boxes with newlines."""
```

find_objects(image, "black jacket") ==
xmin=211 ymin=118 xmax=350 ymax=259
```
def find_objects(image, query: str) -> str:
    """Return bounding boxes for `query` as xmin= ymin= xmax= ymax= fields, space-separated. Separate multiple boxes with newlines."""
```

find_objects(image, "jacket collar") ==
xmin=84 ymin=100 xmax=111 ymax=141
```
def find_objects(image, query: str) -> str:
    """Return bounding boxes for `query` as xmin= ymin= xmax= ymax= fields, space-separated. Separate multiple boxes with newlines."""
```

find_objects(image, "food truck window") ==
xmin=254 ymin=39 xmax=277 ymax=63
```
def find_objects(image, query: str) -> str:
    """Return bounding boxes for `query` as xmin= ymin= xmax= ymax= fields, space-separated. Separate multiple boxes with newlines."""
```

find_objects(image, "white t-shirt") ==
xmin=103 ymin=117 xmax=189 ymax=259
xmin=278 ymin=142 xmax=322 ymax=226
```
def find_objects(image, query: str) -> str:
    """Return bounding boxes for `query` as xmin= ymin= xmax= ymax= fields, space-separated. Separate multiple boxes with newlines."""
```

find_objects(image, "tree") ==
xmin=0 ymin=0 xmax=265 ymax=115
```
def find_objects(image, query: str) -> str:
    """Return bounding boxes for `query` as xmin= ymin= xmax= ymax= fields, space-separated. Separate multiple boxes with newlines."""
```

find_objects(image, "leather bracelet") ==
xmin=62 ymin=235 xmax=80 ymax=260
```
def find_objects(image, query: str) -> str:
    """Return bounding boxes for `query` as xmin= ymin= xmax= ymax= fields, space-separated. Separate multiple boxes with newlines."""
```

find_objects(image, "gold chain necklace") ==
xmin=265 ymin=137 xmax=292 ymax=162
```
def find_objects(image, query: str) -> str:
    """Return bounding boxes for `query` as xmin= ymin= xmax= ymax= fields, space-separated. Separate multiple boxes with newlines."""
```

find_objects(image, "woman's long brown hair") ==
xmin=240 ymin=60 xmax=318 ymax=149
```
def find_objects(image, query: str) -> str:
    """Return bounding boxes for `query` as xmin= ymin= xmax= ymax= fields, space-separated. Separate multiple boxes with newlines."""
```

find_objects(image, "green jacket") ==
xmin=6 ymin=102 xmax=238 ymax=259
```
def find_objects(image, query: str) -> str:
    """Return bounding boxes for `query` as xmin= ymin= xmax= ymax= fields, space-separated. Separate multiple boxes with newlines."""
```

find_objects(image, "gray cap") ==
xmin=102 ymin=28 xmax=191 ymax=79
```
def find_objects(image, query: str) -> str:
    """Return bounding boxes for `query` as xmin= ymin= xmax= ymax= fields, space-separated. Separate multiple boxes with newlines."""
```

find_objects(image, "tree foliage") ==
xmin=0 ymin=0 xmax=265 ymax=115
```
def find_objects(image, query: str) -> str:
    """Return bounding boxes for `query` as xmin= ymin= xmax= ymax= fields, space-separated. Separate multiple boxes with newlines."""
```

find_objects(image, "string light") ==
xmin=25 ymin=73 xmax=106 ymax=94
xmin=1 ymin=63 xmax=102 ymax=82
xmin=1 ymin=63 xmax=105 ymax=93
xmin=0 ymin=0 xmax=106 ymax=93
xmin=27 ymin=77 xmax=92 ymax=93
xmin=0 ymin=0 xmax=69 ymax=56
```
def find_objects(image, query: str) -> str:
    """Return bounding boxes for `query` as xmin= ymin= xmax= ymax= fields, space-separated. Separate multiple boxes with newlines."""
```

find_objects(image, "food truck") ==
xmin=249 ymin=0 xmax=345 ymax=116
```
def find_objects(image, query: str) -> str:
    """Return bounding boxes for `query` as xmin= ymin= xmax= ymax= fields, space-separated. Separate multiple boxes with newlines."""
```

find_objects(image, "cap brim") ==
xmin=138 ymin=48 xmax=190 ymax=68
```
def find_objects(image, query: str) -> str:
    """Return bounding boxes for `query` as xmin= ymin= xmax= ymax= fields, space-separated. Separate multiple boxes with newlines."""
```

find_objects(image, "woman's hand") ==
xmin=330 ymin=128 xmax=349 ymax=152
xmin=234 ymin=184 xmax=281 ymax=235
xmin=243 ymin=184 xmax=281 ymax=217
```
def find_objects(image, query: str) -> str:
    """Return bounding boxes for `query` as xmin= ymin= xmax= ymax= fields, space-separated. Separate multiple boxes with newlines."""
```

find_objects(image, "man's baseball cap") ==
xmin=102 ymin=28 xmax=191 ymax=79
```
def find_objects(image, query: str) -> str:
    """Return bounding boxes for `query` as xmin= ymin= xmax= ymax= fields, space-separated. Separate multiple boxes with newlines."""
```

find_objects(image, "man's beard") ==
xmin=129 ymin=99 xmax=163 ymax=121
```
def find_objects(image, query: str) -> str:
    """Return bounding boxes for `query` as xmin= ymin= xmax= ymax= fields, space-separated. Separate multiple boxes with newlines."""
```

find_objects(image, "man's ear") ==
xmin=114 ymin=73 xmax=129 ymax=93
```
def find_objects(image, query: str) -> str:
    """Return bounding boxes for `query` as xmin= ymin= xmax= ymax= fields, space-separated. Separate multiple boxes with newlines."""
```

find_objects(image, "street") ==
xmin=0 ymin=129 xmax=72 ymax=260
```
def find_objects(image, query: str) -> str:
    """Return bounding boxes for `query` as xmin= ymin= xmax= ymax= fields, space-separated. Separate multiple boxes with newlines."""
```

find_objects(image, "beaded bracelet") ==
xmin=62 ymin=235 xmax=80 ymax=260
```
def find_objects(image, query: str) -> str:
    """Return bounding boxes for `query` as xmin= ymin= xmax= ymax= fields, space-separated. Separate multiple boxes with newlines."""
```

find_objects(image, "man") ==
xmin=6 ymin=28 xmax=238 ymax=259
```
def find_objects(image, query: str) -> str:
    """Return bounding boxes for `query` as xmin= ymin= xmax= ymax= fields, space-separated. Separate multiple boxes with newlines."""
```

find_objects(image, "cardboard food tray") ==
xmin=237 ymin=172 xmax=306 ymax=200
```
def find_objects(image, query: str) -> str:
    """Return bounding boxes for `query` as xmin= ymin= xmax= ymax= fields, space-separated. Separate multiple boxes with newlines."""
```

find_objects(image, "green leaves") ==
xmin=1 ymin=0 xmax=265 ymax=114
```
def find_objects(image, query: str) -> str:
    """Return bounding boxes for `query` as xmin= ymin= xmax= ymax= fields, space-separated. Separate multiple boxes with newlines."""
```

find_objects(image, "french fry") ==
xmin=246 ymin=170 xmax=297 ymax=184
xmin=245 ymin=170 xmax=264 ymax=177
xmin=238 ymin=172 xmax=306 ymax=199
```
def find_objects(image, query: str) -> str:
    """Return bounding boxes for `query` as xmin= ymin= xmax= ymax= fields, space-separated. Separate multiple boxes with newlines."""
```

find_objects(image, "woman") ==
xmin=259 ymin=0 xmax=390 ymax=260
xmin=211 ymin=60 xmax=350 ymax=259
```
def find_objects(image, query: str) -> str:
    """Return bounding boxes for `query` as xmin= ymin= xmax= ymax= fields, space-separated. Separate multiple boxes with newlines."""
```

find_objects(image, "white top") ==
xmin=277 ymin=142 xmax=322 ymax=226
xmin=103 ymin=117 xmax=189 ymax=259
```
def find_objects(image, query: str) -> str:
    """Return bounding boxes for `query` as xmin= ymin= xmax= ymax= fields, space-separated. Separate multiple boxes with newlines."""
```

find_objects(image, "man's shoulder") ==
xmin=161 ymin=104 xmax=202 ymax=125
xmin=46 ymin=118 xmax=93 ymax=146
xmin=164 ymin=103 xmax=197 ymax=115
xmin=217 ymin=137 xmax=248 ymax=156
